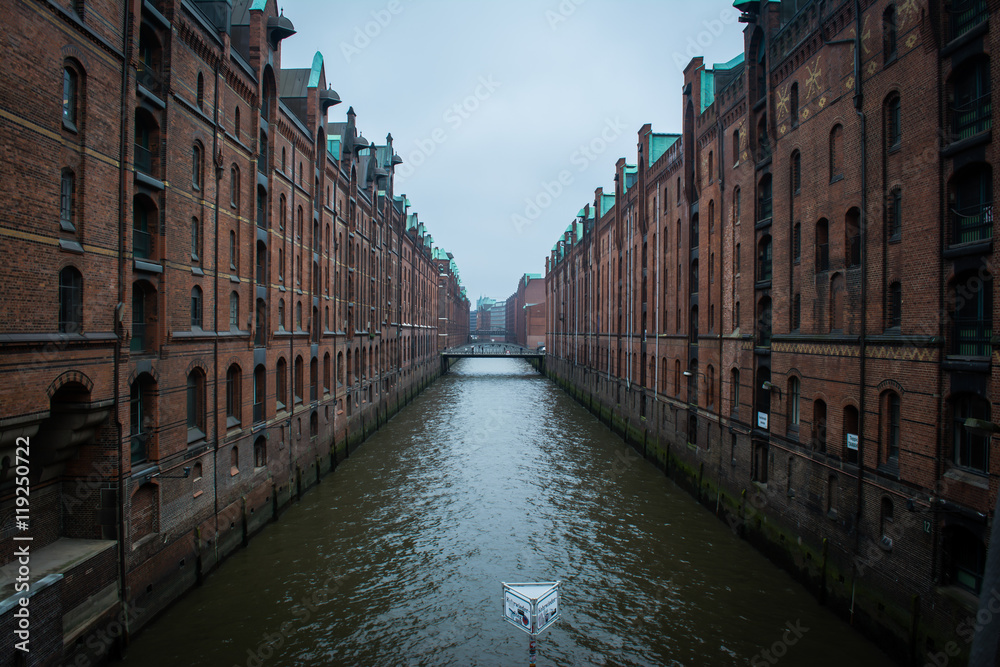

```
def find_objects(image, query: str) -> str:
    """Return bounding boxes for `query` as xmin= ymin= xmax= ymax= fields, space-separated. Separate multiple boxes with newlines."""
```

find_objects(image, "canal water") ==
xmin=123 ymin=359 xmax=889 ymax=666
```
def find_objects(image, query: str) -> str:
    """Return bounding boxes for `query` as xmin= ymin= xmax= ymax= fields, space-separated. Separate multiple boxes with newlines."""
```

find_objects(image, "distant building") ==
xmin=507 ymin=274 xmax=546 ymax=348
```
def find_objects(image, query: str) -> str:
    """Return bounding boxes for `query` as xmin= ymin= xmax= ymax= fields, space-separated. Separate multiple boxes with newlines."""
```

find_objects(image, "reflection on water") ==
xmin=124 ymin=358 xmax=889 ymax=666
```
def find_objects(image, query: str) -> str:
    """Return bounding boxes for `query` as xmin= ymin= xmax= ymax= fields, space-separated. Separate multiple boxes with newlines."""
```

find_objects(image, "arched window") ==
xmin=197 ymin=72 xmax=204 ymax=109
xmin=60 ymin=168 xmax=76 ymax=231
xmin=310 ymin=357 xmax=318 ymax=401
xmin=277 ymin=299 xmax=285 ymax=331
xmin=324 ymin=352 xmax=331 ymax=394
xmin=674 ymin=359 xmax=681 ymax=396
xmin=707 ymin=150 xmax=714 ymax=183
xmin=887 ymin=282 xmax=902 ymax=329
xmin=294 ymin=355 xmax=304 ymax=403
xmin=252 ymin=365 xmax=266 ymax=424
xmin=255 ymin=299 xmax=266 ymax=347
xmin=816 ymin=218 xmax=830 ymax=271
xmin=813 ymin=399 xmax=827 ymax=451
xmin=190 ymin=286 xmax=203 ymax=329
xmin=757 ymin=296 xmax=772 ymax=347
xmin=792 ymin=293 xmax=801 ymax=331
xmin=733 ymin=186 xmax=741 ymax=223
xmin=787 ymin=377 xmax=800 ymax=432
xmin=192 ymin=143 xmax=202 ymax=190
xmin=950 ymin=56 xmax=991 ymax=141
xmin=757 ymin=235 xmax=772 ymax=282
xmin=886 ymin=187 xmax=902 ymax=239
xmin=276 ymin=357 xmax=287 ymax=410
xmin=790 ymin=150 xmax=801 ymax=195
xmin=846 ymin=207 xmax=861 ymax=267
xmin=757 ymin=174 xmax=772 ymax=221
xmin=880 ymin=391 xmax=901 ymax=461
xmin=187 ymin=369 xmax=206 ymax=440
xmin=230 ymin=165 xmax=240 ymax=210
xmin=234 ymin=106 xmax=240 ymax=140
xmin=951 ymin=269 xmax=992 ymax=356
xmin=229 ymin=291 xmax=239 ymax=330
xmin=63 ymin=64 xmax=79 ymax=129
xmin=792 ymin=222 xmax=801 ymax=262
xmin=295 ymin=301 xmax=302 ymax=330
xmin=880 ymin=497 xmax=894 ymax=538
xmin=949 ymin=163 xmax=992 ymax=245
xmin=829 ymin=125 xmax=843 ymax=181
xmin=279 ymin=194 xmax=287 ymax=231
xmin=230 ymin=446 xmax=239 ymax=475
xmin=883 ymin=5 xmax=897 ymax=63
xmin=226 ymin=365 xmax=242 ymax=425
xmin=830 ymin=273 xmax=845 ymax=332
xmin=952 ymin=393 xmax=990 ymax=472
xmin=885 ymin=94 xmax=901 ymax=150
xmin=730 ymin=368 xmax=740 ymax=416
xmin=191 ymin=217 xmax=200 ymax=261
xmin=732 ymin=129 xmax=740 ymax=166
xmin=129 ymin=374 xmax=156 ymax=465
xmin=337 ymin=351 xmax=344 ymax=386
xmin=58 ymin=266 xmax=83 ymax=334
xmin=254 ymin=436 xmax=267 ymax=468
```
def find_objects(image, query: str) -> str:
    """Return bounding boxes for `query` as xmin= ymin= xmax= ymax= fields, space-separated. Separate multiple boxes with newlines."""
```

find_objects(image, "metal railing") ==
xmin=130 ymin=322 xmax=152 ymax=353
xmin=133 ymin=228 xmax=153 ymax=259
xmin=950 ymin=0 xmax=988 ymax=41
xmin=953 ymin=318 xmax=992 ymax=356
xmin=951 ymin=91 xmax=992 ymax=141
xmin=136 ymin=62 xmax=163 ymax=94
xmin=950 ymin=202 xmax=994 ymax=245
xmin=134 ymin=144 xmax=153 ymax=175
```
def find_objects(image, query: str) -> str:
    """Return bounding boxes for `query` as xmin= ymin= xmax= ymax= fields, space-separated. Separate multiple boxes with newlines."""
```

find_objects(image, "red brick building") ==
xmin=0 ymin=0 xmax=467 ymax=663
xmin=506 ymin=273 xmax=546 ymax=349
xmin=546 ymin=0 xmax=998 ymax=662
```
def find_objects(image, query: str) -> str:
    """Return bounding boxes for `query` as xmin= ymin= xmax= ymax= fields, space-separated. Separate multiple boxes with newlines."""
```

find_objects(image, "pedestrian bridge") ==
xmin=440 ymin=343 xmax=544 ymax=373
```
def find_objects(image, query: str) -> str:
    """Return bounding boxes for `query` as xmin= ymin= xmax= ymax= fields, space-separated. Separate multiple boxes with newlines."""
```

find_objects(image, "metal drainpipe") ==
xmin=116 ymin=4 xmax=134 ymax=649
xmin=717 ymin=110 xmax=726 ymax=472
xmin=853 ymin=0 xmax=868 ymax=549
xmin=211 ymin=57 xmax=222 ymax=563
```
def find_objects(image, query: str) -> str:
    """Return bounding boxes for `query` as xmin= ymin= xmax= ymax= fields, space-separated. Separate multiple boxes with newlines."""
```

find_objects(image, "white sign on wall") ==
xmin=502 ymin=581 xmax=561 ymax=636
xmin=847 ymin=433 xmax=859 ymax=450
xmin=757 ymin=411 xmax=769 ymax=429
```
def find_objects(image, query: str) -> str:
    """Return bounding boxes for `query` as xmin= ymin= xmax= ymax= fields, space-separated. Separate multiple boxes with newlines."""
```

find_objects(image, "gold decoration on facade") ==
xmin=741 ymin=150 xmax=749 ymax=163
xmin=801 ymin=108 xmax=810 ymax=120
xmin=867 ymin=61 xmax=878 ymax=75
xmin=779 ymin=124 xmax=787 ymax=135
xmin=898 ymin=0 xmax=919 ymax=28
xmin=805 ymin=56 xmax=823 ymax=99
xmin=818 ymin=96 xmax=827 ymax=108
xmin=776 ymin=84 xmax=790 ymax=118
xmin=906 ymin=33 xmax=918 ymax=49
xmin=845 ymin=76 xmax=855 ymax=90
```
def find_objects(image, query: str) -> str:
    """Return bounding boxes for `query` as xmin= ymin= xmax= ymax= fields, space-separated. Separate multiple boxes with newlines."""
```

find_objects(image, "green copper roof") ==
xmin=308 ymin=51 xmax=324 ymax=88
xmin=250 ymin=0 xmax=268 ymax=10
xmin=649 ymin=134 xmax=679 ymax=167
xmin=716 ymin=53 xmax=745 ymax=71
xmin=600 ymin=193 xmax=615 ymax=217
xmin=328 ymin=135 xmax=341 ymax=158
xmin=700 ymin=68 xmax=716 ymax=114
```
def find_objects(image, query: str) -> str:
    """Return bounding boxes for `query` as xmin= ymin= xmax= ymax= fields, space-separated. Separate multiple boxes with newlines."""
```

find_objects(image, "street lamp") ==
xmin=761 ymin=380 xmax=783 ymax=399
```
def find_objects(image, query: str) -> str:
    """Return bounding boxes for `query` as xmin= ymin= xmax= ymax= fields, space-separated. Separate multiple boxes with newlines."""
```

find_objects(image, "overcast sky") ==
xmin=281 ymin=0 xmax=746 ymax=303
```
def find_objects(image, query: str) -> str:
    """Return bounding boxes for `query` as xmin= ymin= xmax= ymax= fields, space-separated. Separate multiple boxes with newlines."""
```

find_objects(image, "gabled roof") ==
xmin=600 ymin=193 xmax=615 ymax=217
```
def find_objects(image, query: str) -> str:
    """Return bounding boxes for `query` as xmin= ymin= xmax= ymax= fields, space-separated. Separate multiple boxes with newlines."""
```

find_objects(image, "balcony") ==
xmin=134 ymin=144 xmax=153 ymax=175
xmin=130 ymin=322 xmax=153 ymax=353
xmin=951 ymin=202 xmax=994 ymax=245
xmin=950 ymin=0 xmax=988 ymax=41
xmin=136 ymin=62 xmax=163 ymax=95
xmin=133 ymin=228 xmax=153 ymax=259
xmin=953 ymin=317 xmax=992 ymax=357
xmin=952 ymin=92 xmax=992 ymax=142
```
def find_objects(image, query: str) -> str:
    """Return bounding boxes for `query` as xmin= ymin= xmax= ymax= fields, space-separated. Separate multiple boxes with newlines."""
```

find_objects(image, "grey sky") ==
xmin=282 ymin=0 xmax=746 ymax=302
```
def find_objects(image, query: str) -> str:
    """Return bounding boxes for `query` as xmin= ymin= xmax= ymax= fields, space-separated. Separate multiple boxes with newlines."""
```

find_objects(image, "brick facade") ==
xmin=0 ymin=1 xmax=468 ymax=664
xmin=546 ymin=1 xmax=998 ymax=663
